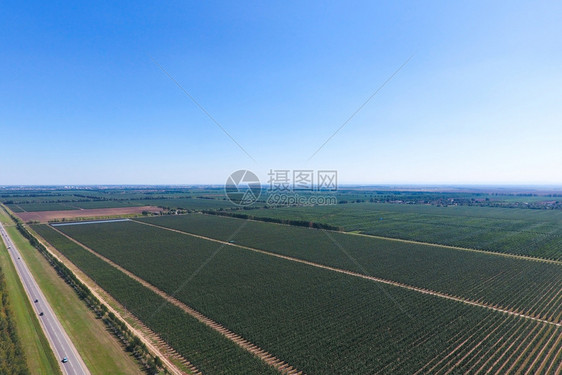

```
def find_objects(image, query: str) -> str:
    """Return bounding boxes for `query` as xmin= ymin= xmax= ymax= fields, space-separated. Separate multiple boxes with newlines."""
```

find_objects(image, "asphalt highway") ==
xmin=0 ymin=222 xmax=90 ymax=375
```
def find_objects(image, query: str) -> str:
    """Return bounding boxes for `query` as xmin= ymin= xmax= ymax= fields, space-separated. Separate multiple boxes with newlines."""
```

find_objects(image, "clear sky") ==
xmin=1 ymin=1 xmax=561 ymax=185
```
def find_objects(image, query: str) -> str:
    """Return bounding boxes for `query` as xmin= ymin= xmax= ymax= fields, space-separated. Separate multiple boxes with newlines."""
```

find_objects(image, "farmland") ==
xmin=8 ymin=187 xmax=562 ymax=374
xmin=6 ymin=197 xmax=231 ymax=213
xmin=138 ymin=214 xmax=562 ymax=323
xmin=6 ymin=188 xmax=562 ymax=260
xmin=16 ymin=206 xmax=162 ymax=223
xmin=1 ymin=187 xmax=234 ymax=213
xmin=4 ymin=1 xmax=562 ymax=374
xmin=32 ymin=224 xmax=280 ymax=375
xmin=5 ymin=187 xmax=561 ymax=259
xmin=242 ymin=203 xmax=562 ymax=259
xmin=41 ymin=219 xmax=562 ymax=374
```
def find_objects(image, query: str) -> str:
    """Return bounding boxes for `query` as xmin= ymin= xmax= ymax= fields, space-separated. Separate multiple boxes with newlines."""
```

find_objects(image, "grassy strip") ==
xmin=0 ymin=211 xmax=61 ymax=374
xmin=0 ymin=257 xmax=31 ymax=375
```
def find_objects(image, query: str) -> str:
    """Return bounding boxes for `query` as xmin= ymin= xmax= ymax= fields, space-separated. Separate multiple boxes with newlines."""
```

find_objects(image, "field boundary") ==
xmin=347 ymin=231 xmax=562 ymax=266
xmin=49 ymin=225 xmax=304 ymax=375
xmin=201 ymin=212 xmax=562 ymax=265
xmin=133 ymin=219 xmax=562 ymax=328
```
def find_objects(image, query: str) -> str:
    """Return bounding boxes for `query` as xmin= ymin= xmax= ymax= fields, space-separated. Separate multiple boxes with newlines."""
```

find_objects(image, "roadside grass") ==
xmin=0 ymin=209 xmax=14 ymax=226
xmin=0 ymin=225 xmax=61 ymax=374
xmin=1 ymin=207 xmax=142 ymax=375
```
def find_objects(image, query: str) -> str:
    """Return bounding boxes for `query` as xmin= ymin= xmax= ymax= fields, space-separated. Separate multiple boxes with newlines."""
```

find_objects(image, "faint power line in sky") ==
xmin=308 ymin=54 xmax=414 ymax=161
xmin=149 ymin=55 xmax=257 ymax=162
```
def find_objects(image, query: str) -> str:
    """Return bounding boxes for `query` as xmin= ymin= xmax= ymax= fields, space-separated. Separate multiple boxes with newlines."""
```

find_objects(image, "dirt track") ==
xmin=17 ymin=206 xmax=162 ymax=223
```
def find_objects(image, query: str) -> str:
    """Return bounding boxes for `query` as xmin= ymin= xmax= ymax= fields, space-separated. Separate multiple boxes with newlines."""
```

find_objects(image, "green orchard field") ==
xmin=31 ymin=224 xmax=279 ymax=375
xmin=138 ymin=214 xmax=562 ymax=323
xmin=241 ymin=203 xmax=562 ymax=259
xmin=38 ymin=220 xmax=562 ymax=374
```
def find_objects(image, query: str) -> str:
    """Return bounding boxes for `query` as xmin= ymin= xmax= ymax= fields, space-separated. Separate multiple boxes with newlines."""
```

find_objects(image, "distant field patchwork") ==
xmin=244 ymin=203 xmax=562 ymax=259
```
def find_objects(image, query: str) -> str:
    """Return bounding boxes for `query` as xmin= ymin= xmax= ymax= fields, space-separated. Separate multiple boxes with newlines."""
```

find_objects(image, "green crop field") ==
xmin=240 ymin=203 xmax=562 ymax=259
xmin=138 ymin=214 xmax=562 ymax=323
xmin=42 ymin=220 xmax=562 ymax=374
xmin=32 ymin=224 xmax=279 ymax=375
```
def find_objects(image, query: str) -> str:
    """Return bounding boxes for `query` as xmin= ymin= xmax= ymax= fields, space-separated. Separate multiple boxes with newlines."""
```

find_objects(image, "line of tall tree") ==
xmin=8 ymin=212 xmax=167 ymax=375
xmin=3 ymin=199 xmax=93 ymax=204
xmin=0 ymin=266 xmax=30 ymax=375
xmin=204 ymin=210 xmax=342 ymax=231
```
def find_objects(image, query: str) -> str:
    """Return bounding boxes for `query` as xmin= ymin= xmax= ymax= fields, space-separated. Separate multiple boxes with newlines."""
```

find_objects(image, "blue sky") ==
xmin=1 ymin=1 xmax=561 ymax=185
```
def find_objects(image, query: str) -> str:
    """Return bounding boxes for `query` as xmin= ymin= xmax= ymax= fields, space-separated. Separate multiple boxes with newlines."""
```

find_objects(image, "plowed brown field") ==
xmin=17 ymin=206 xmax=162 ymax=222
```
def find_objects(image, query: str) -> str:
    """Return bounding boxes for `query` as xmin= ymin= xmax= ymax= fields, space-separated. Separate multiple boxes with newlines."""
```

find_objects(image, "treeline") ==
xmin=334 ymin=197 xmax=562 ymax=210
xmin=0 ymin=193 xmax=67 ymax=198
xmin=0 ymin=267 xmax=30 ymax=375
xmin=203 ymin=210 xmax=342 ymax=231
xmin=8 ymin=213 xmax=167 ymax=374
xmin=4 ymin=193 xmax=227 ymax=205
xmin=74 ymin=194 xmax=194 ymax=202
xmin=3 ymin=199 xmax=92 ymax=205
